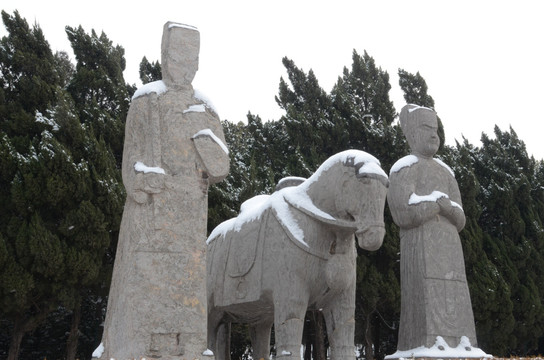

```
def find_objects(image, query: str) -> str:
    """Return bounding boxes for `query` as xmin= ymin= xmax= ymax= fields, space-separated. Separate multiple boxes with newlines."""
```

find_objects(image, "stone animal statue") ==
xmin=206 ymin=150 xmax=389 ymax=360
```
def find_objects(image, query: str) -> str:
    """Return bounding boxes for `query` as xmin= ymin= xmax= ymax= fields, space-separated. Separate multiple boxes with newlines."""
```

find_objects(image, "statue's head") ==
xmin=161 ymin=22 xmax=200 ymax=87
xmin=399 ymin=104 xmax=440 ymax=158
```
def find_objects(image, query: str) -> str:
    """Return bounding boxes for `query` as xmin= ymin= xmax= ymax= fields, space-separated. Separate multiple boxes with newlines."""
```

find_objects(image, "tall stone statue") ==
xmin=387 ymin=104 xmax=478 ymax=356
xmin=94 ymin=22 xmax=229 ymax=360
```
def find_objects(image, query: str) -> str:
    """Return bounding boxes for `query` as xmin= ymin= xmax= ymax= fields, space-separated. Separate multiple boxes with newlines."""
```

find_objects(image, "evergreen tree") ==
xmin=275 ymin=57 xmax=333 ymax=170
xmin=473 ymin=126 xmax=544 ymax=355
xmin=0 ymin=12 xmax=125 ymax=360
xmin=65 ymin=25 xmax=130 ymax=166
xmin=139 ymin=56 xmax=162 ymax=84
xmin=442 ymin=139 xmax=515 ymax=354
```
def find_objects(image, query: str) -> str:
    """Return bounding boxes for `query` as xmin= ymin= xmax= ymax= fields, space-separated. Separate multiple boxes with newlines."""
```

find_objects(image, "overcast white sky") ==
xmin=3 ymin=1 xmax=544 ymax=160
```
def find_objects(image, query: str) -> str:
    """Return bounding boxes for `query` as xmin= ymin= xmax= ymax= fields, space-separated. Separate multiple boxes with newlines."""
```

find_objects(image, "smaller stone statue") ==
xmin=206 ymin=150 xmax=389 ymax=360
xmin=386 ymin=104 xmax=488 ymax=359
xmin=94 ymin=22 xmax=229 ymax=360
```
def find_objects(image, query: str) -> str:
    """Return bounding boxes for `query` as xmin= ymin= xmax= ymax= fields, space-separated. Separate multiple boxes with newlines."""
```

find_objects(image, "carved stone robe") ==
xmin=100 ymin=82 xmax=229 ymax=359
xmin=388 ymin=156 xmax=476 ymax=350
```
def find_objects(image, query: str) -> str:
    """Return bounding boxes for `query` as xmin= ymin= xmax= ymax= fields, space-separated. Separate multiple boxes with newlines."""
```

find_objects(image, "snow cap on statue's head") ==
xmin=161 ymin=21 xmax=200 ymax=86
xmin=399 ymin=104 xmax=437 ymax=135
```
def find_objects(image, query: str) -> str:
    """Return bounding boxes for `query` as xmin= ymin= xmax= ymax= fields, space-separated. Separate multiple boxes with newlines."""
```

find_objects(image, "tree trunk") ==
xmin=7 ymin=318 xmax=24 ymax=360
xmin=364 ymin=312 xmax=374 ymax=360
xmin=66 ymin=302 xmax=82 ymax=360
xmin=7 ymin=309 xmax=50 ymax=360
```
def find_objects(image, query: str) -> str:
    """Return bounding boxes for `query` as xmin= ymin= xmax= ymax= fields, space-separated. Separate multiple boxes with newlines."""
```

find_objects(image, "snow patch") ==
xmin=385 ymin=336 xmax=491 ymax=359
xmin=192 ymin=129 xmax=229 ymax=155
xmin=277 ymin=176 xmax=306 ymax=187
xmin=168 ymin=22 xmax=198 ymax=31
xmin=194 ymin=88 xmax=219 ymax=115
xmin=132 ymin=80 xmax=168 ymax=100
xmin=134 ymin=161 xmax=166 ymax=174
xmin=35 ymin=111 xmax=59 ymax=131
xmin=183 ymin=104 xmax=206 ymax=113
xmin=407 ymin=104 xmax=434 ymax=113
xmin=92 ymin=342 xmax=104 ymax=358
xmin=409 ymin=191 xmax=463 ymax=211
xmin=390 ymin=155 xmax=418 ymax=174
xmin=409 ymin=190 xmax=448 ymax=205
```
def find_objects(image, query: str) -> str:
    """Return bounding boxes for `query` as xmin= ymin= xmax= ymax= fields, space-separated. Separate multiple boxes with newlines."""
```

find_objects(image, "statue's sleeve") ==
xmin=446 ymin=174 xmax=466 ymax=232
xmin=122 ymin=97 xmax=148 ymax=203
xmin=388 ymin=167 xmax=441 ymax=230
xmin=191 ymin=109 xmax=230 ymax=184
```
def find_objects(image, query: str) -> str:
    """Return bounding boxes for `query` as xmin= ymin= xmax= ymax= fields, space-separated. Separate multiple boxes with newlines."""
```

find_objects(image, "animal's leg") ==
xmin=322 ymin=285 xmax=356 ymax=360
xmin=207 ymin=313 xmax=218 ymax=357
xmin=213 ymin=322 xmax=231 ymax=360
xmin=249 ymin=322 xmax=272 ymax=360
xmin=274 ymin=296 xmax=308 ymax=359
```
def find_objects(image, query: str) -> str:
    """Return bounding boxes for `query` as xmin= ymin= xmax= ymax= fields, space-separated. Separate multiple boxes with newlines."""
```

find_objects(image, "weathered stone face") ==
xmin=387 ymin=104 xmax=478 ymax=354
xmin=96 ymin=21 xmax=229 ymax=360
xmin=400 ymin=105 xmax=440 ymax=158
xmin=162 ymin=22 xmax=200 ymax=86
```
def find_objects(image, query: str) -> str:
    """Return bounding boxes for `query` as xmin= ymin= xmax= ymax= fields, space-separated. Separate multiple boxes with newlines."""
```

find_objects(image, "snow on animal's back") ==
xmin=206 ymin=150 xmax=387 ymax=246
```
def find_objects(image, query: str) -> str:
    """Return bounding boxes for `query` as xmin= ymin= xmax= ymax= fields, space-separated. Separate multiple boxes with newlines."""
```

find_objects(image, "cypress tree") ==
xmin=139 ymin=56 xmax=162 ymax=84
xmin=0 ymin=12 xmax=125 ymax=359
xmin=473 ymin=126 xmax=544 ymax=354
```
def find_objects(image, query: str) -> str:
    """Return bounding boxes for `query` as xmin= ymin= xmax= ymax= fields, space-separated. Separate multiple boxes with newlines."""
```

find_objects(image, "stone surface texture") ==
xmin=206 ymin=151 xmax=389 ymax=360
xmin=388 ymin=104 xmax=477 ymax=351
xmin=96 ymin=22 xmax=229 ymax=360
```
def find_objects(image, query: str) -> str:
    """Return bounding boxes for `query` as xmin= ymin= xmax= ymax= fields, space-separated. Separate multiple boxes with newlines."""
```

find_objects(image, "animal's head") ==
xmin=304 ymin=151 xmax=388 ymax=251
xmin=339 ymin=155 xmax=388 ymax=251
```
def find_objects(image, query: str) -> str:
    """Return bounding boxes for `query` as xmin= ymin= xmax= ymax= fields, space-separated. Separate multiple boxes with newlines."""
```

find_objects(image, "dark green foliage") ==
xmin=139 ymin=56 xmax=162 ymax=84
xmin=471 ymin=127 xmax=544 ymax=355
xmin=65 ymin=25 xmax=130 ymax=166
xmin=0 ymin=11 xmax=126 ymax=360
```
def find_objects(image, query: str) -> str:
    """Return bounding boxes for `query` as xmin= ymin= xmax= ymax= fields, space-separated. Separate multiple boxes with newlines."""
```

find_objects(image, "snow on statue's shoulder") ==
xmin=390 ymin=155 xmax=418 ymax=175
xmin=434 ymin=157 xmax=455 ymax=177
xmin=194 ymin=88 xmax=219 ymax=115
xmin=132 ymin=80 xmax=168 ymax=100
xmin=385 ymin=336 xmax=491 ymax=359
